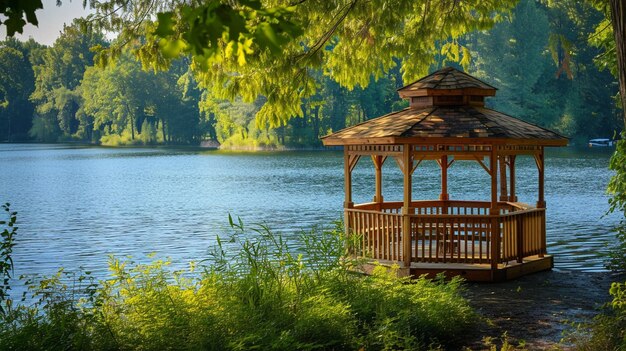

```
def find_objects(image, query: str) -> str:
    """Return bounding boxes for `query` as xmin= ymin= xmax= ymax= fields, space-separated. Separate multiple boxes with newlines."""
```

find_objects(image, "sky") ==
xmin=0 ymin=0 xmax=92 ymax=46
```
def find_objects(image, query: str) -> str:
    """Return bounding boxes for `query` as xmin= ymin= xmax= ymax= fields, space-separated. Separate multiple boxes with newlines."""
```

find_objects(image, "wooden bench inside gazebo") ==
xmin=321 ymin=67 xmax=568 ymax=282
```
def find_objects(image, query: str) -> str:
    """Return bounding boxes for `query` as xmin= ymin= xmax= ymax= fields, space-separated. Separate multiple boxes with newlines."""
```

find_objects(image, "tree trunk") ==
xmin=610 ymin=0 xmax=626 ymax=128
xmin=125 ymin=105 xmax=135 ymax=140
xmin=130 ymin=116 xmax=135 ymax=140
xmin=313 ymin=105 xmax=320 ymax=140
xmin=161 ymin=118 xmax=167 ymax=143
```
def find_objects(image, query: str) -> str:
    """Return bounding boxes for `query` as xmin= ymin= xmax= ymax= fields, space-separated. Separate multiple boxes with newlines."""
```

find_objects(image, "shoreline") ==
xmin=462 ymin=270 xmax=624 ymax=350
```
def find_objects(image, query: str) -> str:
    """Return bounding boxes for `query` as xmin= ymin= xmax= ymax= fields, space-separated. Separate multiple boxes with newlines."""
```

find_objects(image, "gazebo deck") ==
xmin=346 ymin=200 xmax=550 ymax=282
xmin=360 ymin=255 xmax=553 ymax=282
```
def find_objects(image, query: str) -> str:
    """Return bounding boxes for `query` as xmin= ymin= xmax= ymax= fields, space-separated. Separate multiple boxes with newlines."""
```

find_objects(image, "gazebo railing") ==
xmin=345 ymin=200 xmax=545 ymax=266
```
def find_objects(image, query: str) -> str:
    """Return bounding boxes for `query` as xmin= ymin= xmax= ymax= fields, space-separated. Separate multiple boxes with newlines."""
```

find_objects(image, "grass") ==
xmin=0 ymin=213 xmax=477 ymax=350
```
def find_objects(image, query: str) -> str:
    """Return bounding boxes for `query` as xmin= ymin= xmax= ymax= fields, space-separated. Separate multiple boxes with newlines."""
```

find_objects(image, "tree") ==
xmin=81 ymin=50 xmax=203 ymax=145
xmin=0 ymin=38 xmax=39 ymax=141
xmin=471 ymin=0 xmax=551 ymax=124
xmin=609 ymin=0 xmax=625 ymax=127
xmin=74 ymin=0 xmax=516 ymax=128
xmin=29 ymin=20 xmax=105 ymax=141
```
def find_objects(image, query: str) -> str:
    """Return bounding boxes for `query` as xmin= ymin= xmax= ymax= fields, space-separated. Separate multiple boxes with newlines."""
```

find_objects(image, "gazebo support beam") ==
xmin=371 ymin=155 xmax=387 ymax=206
xmin=509 ymin=155 xmax=517 ymax=202
xmin=439 ymin=155 xmax=449 ymax=202
xmin=343 ymin=151 xmax=360 ymax=208
xmin=489 ymin=147 xmax=500 ymax=270
xmin=499 ymin=155 xmax=508 ymax=202
xmin=402 ymin=144 xmax=413 ymax=268
xmin=535 ymin=149 xmax=545 ymax=209
xmin=535 ymin=148 xmax=547 ymax=258
xmin=489 ymin=149 xmax=498 ymax=212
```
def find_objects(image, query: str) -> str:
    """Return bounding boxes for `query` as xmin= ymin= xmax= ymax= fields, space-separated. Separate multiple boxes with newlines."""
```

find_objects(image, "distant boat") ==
xmin=588 ymin=138 xmax=615 ymax=147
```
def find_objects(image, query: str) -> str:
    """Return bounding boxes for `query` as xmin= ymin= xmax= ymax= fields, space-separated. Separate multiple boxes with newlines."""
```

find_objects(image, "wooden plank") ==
xmin=517 ymin=215 xmax=524 ymax=263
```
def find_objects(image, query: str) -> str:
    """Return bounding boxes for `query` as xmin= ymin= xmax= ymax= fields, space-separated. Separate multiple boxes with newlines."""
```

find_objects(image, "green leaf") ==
xmin=254 ymin=22 xmax=283 ymax=54
xmin=159 ymin=38 xmax=188 ymax=59
xmin=155 ymin=12 xmax=175 ymax=37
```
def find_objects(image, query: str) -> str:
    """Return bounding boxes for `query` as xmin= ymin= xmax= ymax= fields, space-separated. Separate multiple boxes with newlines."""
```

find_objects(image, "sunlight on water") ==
xmin=0 ymin=144 xmax=620 ymax=280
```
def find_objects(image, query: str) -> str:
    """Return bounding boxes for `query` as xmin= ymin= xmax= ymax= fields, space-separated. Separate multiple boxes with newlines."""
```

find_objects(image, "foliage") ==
xmin=28 ymin=20 xmax=106 ymax=142
xmin=83 ymin=0 xmax=518 ymax=127
xmin=470 ymin=0 xmax=621 ymax=140
xmin=1 ymin=2 xmax=623 ymax=147
xmin=565 ymin=2 xmax=626 ymax=349
xmin=0 ymin=0 xmax=42 ymax=36
xmin=0 ymin=203 xmax=17 ymax=317
xmin=607 ymin=134 xmax=626 ymax=216
xmin=0 ymin=38 xmax=40 ymax=141
xmin=605 ymin=134 xmax=626 ymax=273
xmin=471 ymin=0 xmax=551 ymax=124
xmin=0 ymin=218 xmax=476 ymax=350
xmin=567 ymin=281 xmax=626 ymax=351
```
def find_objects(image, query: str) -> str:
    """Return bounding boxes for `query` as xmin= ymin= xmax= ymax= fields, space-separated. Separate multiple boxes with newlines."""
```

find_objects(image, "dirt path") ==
xmin=460 ymin=270 xmax=623 ymax=350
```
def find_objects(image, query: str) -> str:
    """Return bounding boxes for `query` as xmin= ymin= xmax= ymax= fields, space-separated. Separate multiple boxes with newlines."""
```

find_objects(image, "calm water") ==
xmin=0 ymin=144 xmax=621 ymax=279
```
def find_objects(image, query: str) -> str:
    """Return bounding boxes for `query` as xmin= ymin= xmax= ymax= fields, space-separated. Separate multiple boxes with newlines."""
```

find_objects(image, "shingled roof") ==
xmin=397 ymin=66 xmax=496 ymax=98
xmin=321 ymin=106 xmax=567 ymax=145
xmin=322 ymin=67 xmax=568 ymax=147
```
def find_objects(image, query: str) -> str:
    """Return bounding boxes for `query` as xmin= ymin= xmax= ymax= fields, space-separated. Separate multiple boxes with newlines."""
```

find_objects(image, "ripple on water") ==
xmin=0 ymin=145 xmax=621 ymax=280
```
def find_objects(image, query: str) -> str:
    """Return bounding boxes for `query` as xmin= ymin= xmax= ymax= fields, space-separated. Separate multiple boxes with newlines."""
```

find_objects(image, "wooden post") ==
xmin=509 ymin=155 xmax=517 ymax=202
xmin=536 ymin=149 xmax=546 ymax=209
xmin=490 ymin=147 xmax=500 ymax=270
xmin=344 ymin=149 xmax=353 ymax=242
xmin=344 ymin=149 xmax=354 ymax=209
xmin=402 ymin=144 xmax=413 ymax=268
xmin=440 ymin=155 xmax=449 ymax=201
xmin=490 ymin=149 xmax=498 ymax=213
xmin=371 ymin=155 xmax=386 ymax=208
xmin=534 ymin=148 xmax=546 ymax=257
xmin=499 ymin=156 xmax=508 ymax=202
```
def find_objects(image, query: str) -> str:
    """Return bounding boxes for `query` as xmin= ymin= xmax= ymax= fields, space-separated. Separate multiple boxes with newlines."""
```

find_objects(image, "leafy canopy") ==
xmin=84 ymin=0 xmax=517 ymax=127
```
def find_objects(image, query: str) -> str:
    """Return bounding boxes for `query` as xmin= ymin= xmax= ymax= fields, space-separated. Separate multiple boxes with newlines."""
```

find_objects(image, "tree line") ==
xmin=0 ymin=0 xmax=621 ymax=148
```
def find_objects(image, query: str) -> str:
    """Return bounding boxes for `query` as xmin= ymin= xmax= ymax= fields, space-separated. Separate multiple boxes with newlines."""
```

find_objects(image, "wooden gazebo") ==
xmin=321 ymin=67 xmax=568 ymax=282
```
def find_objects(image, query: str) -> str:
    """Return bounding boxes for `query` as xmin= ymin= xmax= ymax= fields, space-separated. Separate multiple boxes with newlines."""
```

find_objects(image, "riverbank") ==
xmin=462 ymin=270 xmax=622 ymax=350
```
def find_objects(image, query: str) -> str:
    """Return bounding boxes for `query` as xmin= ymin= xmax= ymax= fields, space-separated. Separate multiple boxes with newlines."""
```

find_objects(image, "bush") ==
xmin=1 ymin=203 xmax=18 ymax=316
xmin=0 ymin=215 xmax=476 ymax=350
xmin=575 ymin=134 xmax=626 ymax=350
xmin=570 ymin=281 xmax=626 ymax=351
xmin=607 ymin=135 xmax=626 ymax=272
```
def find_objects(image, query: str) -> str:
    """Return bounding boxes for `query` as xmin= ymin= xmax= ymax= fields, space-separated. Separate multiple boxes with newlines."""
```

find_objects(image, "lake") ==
xmin=0 ymin=143 xmax=621 ymax=280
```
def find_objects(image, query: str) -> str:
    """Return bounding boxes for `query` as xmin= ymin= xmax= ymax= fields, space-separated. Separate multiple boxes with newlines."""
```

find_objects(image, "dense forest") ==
xmin=0 ymin=0 xmax=622 ymax=148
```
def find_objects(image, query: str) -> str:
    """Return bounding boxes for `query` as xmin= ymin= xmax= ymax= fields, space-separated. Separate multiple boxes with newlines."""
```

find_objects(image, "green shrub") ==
xmin=576 ymin=135 xmax=626 ymax=350
xmin=569 ymin=282 xmax=626 ymax=351
xmin=0 ymin=215 xmax=477 ymax=350
xmin=1 ymin=203 xmax=18 ymax=316
xmin=607 ymin=135 xmax=626 ymax=272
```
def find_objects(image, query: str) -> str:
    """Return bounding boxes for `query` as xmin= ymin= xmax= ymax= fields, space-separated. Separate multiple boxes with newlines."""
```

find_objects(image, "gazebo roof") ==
xmin=398 ymin=66 xmax=496 ymax=98
xmin=321 ymin=106 xmax=567 ymax=146
xmin=322 ymin=67 xmax=568 ymax=147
